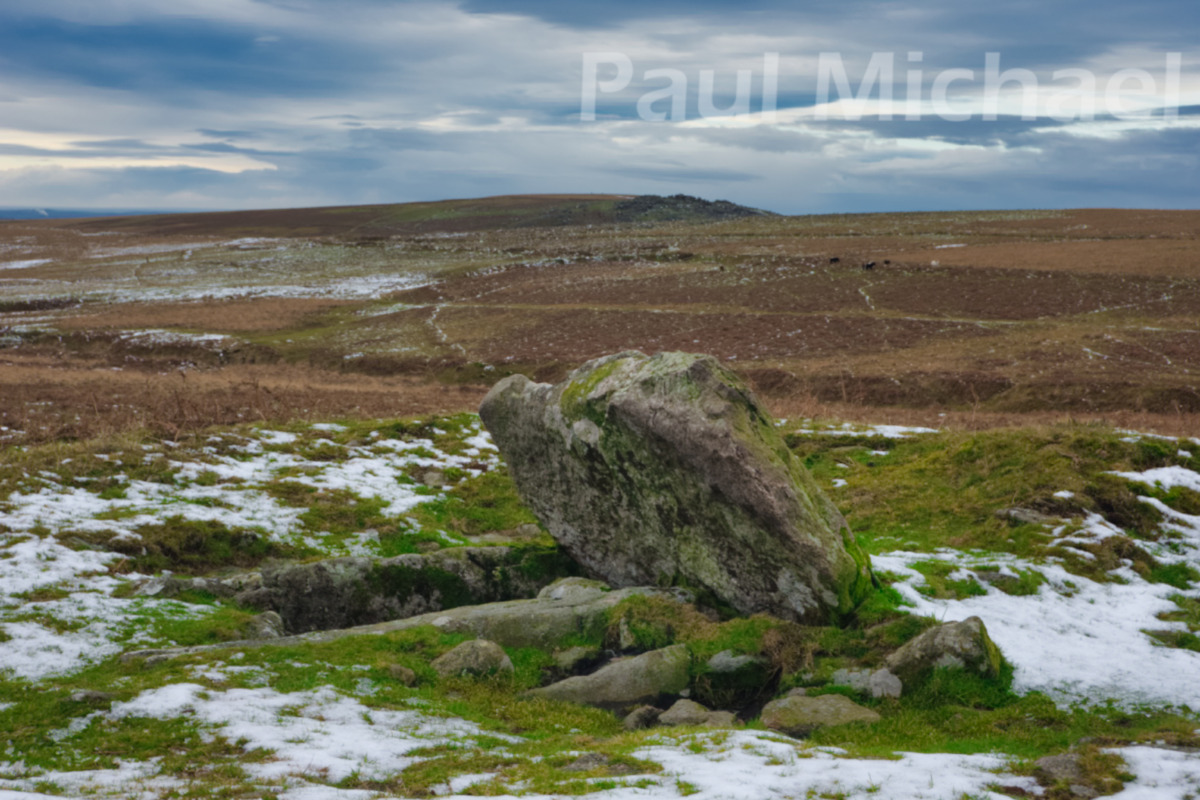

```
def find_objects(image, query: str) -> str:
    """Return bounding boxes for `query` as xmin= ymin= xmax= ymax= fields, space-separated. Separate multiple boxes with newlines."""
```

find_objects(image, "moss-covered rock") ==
xmin=760 ymin=693 xmax=881 ymax=737
xmin=479 ymin=351 xmax=874 ymax=623
xmin=526 ymin=643 xmax=691 ymax=711
xmin=431 ymin=639 xmax=514 ymax=678
xmin=883 ymin=616 xmax=1004 ymax=686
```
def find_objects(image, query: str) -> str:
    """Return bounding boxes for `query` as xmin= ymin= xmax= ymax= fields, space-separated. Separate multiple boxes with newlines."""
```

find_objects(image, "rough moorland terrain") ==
xmin=1 ymin=196 xmax=1198 ymax=799
xmin=1 ymin=196 xmax=1197 ymax=447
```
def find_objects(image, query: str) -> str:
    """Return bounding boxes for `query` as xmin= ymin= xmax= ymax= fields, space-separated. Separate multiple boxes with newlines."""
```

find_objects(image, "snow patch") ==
xmin=872 ymin=551 xmax=1200 ymax=707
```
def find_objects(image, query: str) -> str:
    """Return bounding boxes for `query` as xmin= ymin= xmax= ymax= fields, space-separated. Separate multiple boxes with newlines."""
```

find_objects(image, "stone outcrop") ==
xmin=479 ymin=351 xmax=874 ymax=623
xmin=883 ymin=616 xmax=1003 ymax=685
xmin=122 ymin=578 xmax=668 ymax=663
xmin=235 ymin=545 xmax=573 ymax=633
xmin=760 ymin=693 xmax=881 ymax=737
xmin=526 ymin=644 xmax=691 ymax=711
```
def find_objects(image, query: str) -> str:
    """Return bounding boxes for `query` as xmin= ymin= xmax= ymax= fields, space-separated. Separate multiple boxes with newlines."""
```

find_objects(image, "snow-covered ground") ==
xmin=870 ymin=461 xmax=1200 ymax=709
xmin=2 ymin=422 xmax=1198 ymax=799
xmin=0 ymin=422 xmax=500 ymax=680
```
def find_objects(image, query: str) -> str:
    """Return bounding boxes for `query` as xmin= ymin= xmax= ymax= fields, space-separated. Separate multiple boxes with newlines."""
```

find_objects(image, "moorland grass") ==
xmin=4 ymin=415 xmax=1200 ymax=796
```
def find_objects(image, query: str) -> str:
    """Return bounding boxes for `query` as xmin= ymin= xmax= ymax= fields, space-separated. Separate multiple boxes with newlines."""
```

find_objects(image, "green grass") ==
xmin=101 ymin=517 xmax=307 ymax=574
xmin=787 ymin=424 xmax=1193 ymax=585
xmin=408 ymin=466 xmax=541 ymax=539
xmin=908 ymin=560 xmax=990 ymax=600
xmin=4 ymin=415 xmax=1200 ymax=796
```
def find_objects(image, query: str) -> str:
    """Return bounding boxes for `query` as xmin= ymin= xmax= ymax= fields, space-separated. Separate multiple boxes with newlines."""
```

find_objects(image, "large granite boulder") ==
xmin=479 ymin=351 xmax=873 ymax=623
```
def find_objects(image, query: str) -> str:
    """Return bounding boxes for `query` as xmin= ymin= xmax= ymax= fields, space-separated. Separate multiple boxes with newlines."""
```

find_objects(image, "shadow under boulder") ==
xmin=237 ymin=545 xmax=577 ymax=633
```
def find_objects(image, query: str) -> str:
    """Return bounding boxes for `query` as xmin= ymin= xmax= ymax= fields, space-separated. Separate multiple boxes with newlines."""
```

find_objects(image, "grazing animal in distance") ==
xmin=829 ymin=257 xmax=840 ymax=264
xmin=862 ymin=261 xmax=876 ymax=270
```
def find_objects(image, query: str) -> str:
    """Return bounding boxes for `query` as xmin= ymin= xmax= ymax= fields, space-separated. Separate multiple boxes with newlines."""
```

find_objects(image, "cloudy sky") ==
xmin=0 ymin=0 xmax=1195 ymax=214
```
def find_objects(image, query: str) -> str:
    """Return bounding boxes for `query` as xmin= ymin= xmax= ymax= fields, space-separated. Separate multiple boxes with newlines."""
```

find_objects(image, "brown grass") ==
xmin=902 ymin=239 xmax=1200 ymax=278
xmin=0 ymin=358 xmax=487 ymax=445
xmin=2 ymin=203 xmax=1199 ymax=438
xmin=54 ymin=298 xmax=356 ymax=333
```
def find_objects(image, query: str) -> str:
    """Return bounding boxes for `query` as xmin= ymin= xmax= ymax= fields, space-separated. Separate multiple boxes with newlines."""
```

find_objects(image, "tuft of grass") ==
xmin=1158 ymin=594 xmax=1200 ymax=631
xmin=102 ymin=517 xmax=307 ymax=574
xmin=1147 ymin=561 xmax=1200 ymax=590
xmin=11 ymin=586 xmax=71 ymax=603
xmin=1085 ymin=474 xmax=1164 ymax=539
xmin=909 ymin=561 xmax=989 ymax=601
xmin=1146 ymin=629 xmax=1200 ymax=652
xmin=408 ymin=466 xmax=541 ymax=538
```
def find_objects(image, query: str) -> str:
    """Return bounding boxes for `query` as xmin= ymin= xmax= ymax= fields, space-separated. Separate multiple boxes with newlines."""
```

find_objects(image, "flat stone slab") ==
xmin=122 ymin=580 xmax=667 ymax=664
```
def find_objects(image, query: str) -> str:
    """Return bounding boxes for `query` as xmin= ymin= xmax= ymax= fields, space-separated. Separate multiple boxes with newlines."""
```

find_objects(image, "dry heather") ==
xmin=1 ymin=201 xmax=1197 ymax=442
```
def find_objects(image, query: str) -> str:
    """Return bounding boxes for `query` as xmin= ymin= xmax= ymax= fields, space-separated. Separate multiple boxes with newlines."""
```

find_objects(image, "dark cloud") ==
xmin=0 ymin=2 xmax=1193 ymax=213
xmin=0 ymin=15 xmax=379 ymax=99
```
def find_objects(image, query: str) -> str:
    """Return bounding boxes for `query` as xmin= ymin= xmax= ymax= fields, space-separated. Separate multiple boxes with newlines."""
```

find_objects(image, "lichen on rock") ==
xmin=479 ymin=350 xmax=874 ymax=623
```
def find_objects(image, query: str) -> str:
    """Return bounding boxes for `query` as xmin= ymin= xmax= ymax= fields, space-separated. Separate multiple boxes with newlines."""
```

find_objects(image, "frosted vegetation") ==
xmin=1 ymin=416 xmax=1198 ymax=799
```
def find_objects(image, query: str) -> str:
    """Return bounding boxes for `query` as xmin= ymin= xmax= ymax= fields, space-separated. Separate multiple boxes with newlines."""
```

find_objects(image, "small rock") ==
xmin=244 ymin=611 xmax=285 ymax=640
xmin=1034 ymin=754 xmax=1099 ymax=798
xmin=659 ymin=699 xmax=713 ymax=726
xmin=831 ymin=668 xmax=871 ymax=691
xmin=388 ymin=664 xmax=418 ymax=685
xmin=562 ymin=752 xmax=610 ymax=772
xmin=431 ymin=639 xmax=514 ymax=678
xmin=704 ymin=710 xmax=738 ymax=727
xmin=623 ymin=705 xmax=663 ymax=730
xmin=706 ymin=650 xmax=760 ymax=673
xmin=142 ymin=654 xmax=170 ymax=670
xmin=867 ymin=668 xmax=902 ymax=699
xmin=884 ymin=617 xmax=1003 ymax=685
xmin=526 ymin=644 xmax=690 ymax=711
xmin=760 ymin=694 xmax=881 ymax=738
xmin=537 ymin=577 xmax=609 ymax=603
xmin=785 ymin=687 xmax=807 ymax=697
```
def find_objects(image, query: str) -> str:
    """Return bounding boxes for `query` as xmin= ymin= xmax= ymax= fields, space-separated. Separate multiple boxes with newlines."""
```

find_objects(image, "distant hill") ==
xmin=59 ymin=194 xmax=774 ymax=238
